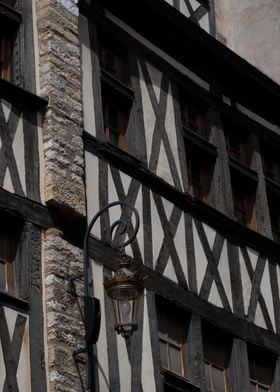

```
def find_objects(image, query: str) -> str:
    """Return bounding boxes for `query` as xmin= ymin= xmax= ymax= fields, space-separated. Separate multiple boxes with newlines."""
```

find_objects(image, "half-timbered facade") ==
xmin=80 ymin=0 xmax=280 ymax=391
xmin=0 ymin=0 xmax=280 ymax=391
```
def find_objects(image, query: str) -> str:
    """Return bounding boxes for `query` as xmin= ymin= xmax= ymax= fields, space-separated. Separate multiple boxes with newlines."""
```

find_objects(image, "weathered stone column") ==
xmin=35 ymin=0 xmax=86 ymax=390
xmin=36 ymin=0 xmax=85 ymax=218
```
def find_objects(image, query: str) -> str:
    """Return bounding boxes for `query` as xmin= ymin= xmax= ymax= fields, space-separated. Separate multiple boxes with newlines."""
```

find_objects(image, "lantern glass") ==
xmin=112 ymin=294 xmax=141 ymax=338
xmin=104 ymin=254 xmax=144 ymax=338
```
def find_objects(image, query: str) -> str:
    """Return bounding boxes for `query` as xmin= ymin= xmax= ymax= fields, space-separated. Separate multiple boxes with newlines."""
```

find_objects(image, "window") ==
xmin=180 ymin=97 xmax=206 ymax=138
xmin=187 ymin=157 xmax=212 ymax=202
xmin=99 ymin=39 xmax=133 ymax=150
xmin=0 ymin=32 xmax=12 ymax=80
xmin=229 ymin=164 xmax=257 ymax=229
xmin=0 ymin=217 xmax=22 ymax=295
xmin=231 ymin=176 xmax=256 ymax=229
xmin=262 ymin=146 xmax=280 ymax=184
xmin=156 ymin=297 xmax=189 ymax=378
xmin=248 ymin=345 xmax=276 ymax=392
xmin=99 ymin=45 xmax=124 ymax=82
xmin=0 ymin=0 xmax=21 ymax=83
xmin=102 ymin=85 xmax=129 ymax=149
xmin=185 ymin=139 xmax=216 ymax=204
xmin=225 ymin=125 xmax=248 ymax=165
xmin=202 ymin=323 xmax=232 ymax=392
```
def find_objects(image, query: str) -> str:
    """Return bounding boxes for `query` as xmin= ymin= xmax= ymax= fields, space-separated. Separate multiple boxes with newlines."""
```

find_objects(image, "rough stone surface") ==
xmin=44 ymin=228 xmax=86 ymax=392
xmin=36 ymin=0 xmax=85 ymax=217
xmin=215 ymin=0 xmax=280 ymax=84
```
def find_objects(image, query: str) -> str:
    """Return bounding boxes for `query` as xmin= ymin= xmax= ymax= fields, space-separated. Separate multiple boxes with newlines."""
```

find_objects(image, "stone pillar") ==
xmin=44 ymin=228 xmax=85 ymax=392
xmin=36 ymin=0 xmax=85 ymax=218
xmin=35 ymin=1 xmax=87 ymax=390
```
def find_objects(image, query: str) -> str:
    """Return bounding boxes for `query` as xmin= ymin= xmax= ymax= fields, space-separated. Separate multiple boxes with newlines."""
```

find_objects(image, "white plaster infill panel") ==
xmin=199 ymin=12 xmax=210 ymax=33
xmin=93 ymin=261 xmax=110 ymax=391
xmin=216 ymin=240 xmax=232 ymax=311
xmin=0 ymin=307 xmax=31 ymax=392
xmin=173 ymin=213 xmax=188 ymax=286
xmin=157 ymin=142 xmax=175 ymax=187
xmin=138 ymin=60 xmax=156 ymax=166
xmin=141 ymin=291 xmax=157 ymax=392
xmin=146 ymin=62 xmax=162 ymax=103
xmin=165 ymin=84 xmax=184 ymax=190
xmin=202 ymin=223 xmax=216 ymax=250
xmin=107 ymin=167 xmax=144 ymax=260
xmin=151 ymin=194 xmax=165 ymax=270
xmin=80 ymin=14 xmax=96 ymax=137
xmin=258 ymin=259 xmax=275 ymax=331
xmin=116 ymin=328 xmax=131 ymax=392
xmin=85 ymin=152 xmax=100 ymax=238
xmin=13 ymin=113 xmax=26 ymax=195
xmin=0 ymin=99 xmax=25 ymax=196
xmin=193 ymin=221 xmax=208 ymax=294
xmin=240 ymin=247 xmax=258 ymax=316
xmin=164 ymin=257 xmax=178 ymax=283
xmin=1 ymin=99 xmax=12 ymax=122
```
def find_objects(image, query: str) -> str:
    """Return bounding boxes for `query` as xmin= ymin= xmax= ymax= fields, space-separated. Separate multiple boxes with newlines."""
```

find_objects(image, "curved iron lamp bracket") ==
xmin=83 ymin=201 xmax=140 ymax=391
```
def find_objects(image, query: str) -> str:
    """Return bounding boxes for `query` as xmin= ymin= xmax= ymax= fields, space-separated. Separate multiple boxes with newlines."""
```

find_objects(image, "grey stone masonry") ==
xmin=36 ymin=0 xmax=85 ymax=218
xmin=44 ymin=228 xmax=85 ymax=392
xmin=35 ymin=0 xmax=87 ymax=390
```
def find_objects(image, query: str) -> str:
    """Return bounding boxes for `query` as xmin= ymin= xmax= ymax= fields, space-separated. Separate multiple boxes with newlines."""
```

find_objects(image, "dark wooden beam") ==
xmin=0 ymin=291 xmax=28 ymax=312
xmin=0 ymin=188 xmax=86 ymax=247
xmin=0 ymin=79 xmax=48 ymax=111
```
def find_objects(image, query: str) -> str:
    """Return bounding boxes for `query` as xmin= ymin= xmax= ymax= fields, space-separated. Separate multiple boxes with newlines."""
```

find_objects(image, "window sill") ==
xmin=101 ymin=68 xmax=135 ymax=102
xmin=162 ymin=369 xmax=200 ymax=392
xmin=229 ymin=157 xmax=258 ymax=183
xmin=183 ymin=126 xmax=217 ymax=160
xmin=266 ymin=178 xmax=280 ymax=198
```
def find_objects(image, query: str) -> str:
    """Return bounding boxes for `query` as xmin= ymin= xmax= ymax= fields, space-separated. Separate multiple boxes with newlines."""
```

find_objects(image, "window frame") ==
xmin=0 ymin=213 xmax=23 ymax=296
xmin=180 ymin=95 xmax=207 ymax=139
xmin=202 ymin=323 xmax=232 ymax=392
xmin=230 ymin=168 xmax=257 ymax=229
xmin=0 ymin=1 xmax=21 ymax=83
xmin=248 ymin=345 xmax=276 ymax=392
xmin=156 ymin=297 xmax=190 ymax=380
xmin=99 ymin=37 xmax=134 ymax=151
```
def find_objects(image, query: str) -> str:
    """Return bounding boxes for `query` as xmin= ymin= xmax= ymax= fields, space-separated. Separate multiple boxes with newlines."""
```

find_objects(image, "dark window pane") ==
xmin=0 ymin=34 xmax=11 ymax=81
xmin=258 ymin=387 xmax=269 ymax=392
xmin=156 ymin=298 xmax=189 ymax=378
xmin=212 ymin=366 xmax=226 ymax=392
xmin=202 ymin=323 xmax=231 ymax=392
xmin=248 ymin=345 xmax=275 ymax=391
xmin=99 ymin=45 xmax=123 ymax=81
xmin=250 ymin=382 xmax=256 ymax=392
xmin=160 ymin=340 xmax=169 ymax=369
xmin=108 ymin=129 xmax=119 ymax=146
xmin=169 ymin=344 xmax=182 ymax=375
xmin=0 ymin=261 xmax=6 ymax=290
xmin=108 ymin=105 xmax=119 ymax=130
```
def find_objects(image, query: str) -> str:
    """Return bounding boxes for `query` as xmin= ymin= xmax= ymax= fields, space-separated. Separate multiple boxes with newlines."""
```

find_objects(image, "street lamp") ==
xmin=104 ymin=250 xmax=143 ymax=338
xmin=82 ymin=201 xmax=143 ymax=390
